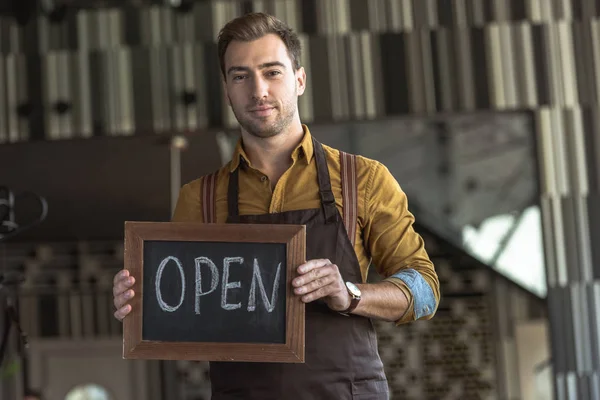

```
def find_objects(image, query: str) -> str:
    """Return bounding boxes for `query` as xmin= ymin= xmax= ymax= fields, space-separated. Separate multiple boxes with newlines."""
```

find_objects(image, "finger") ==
xmin=293 ymin=263 xmax=338 ymax=287
xmin=113 ymin=269 xmax=130 ymax=285
xmin=113 ymin=289 xmax=135 ymax=310
xmin=294 ymin=274 xmax=336 ymax=295
xmin=297 ymin=259 xmax=331 ymax=275
xmin=300 ymin=283 xmax=337 ymax=303
xmin=113 ymin=304 xmax=132 ymax=321
xmin=112 ymin=276 xmax=135 ymax=297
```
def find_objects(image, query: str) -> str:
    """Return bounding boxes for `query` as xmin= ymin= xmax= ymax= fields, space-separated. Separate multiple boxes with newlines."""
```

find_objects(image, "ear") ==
xmin=296 ymin=66 xmax=306 ymax=96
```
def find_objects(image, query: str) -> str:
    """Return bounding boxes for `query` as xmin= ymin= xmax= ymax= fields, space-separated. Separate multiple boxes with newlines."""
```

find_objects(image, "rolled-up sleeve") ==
xmin=362 ymin=162 xmax=440 ymax=324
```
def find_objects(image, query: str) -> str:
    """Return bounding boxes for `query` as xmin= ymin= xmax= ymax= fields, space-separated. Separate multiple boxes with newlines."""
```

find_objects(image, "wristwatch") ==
xmin=339 ymin=282 xmax=361 ymax=315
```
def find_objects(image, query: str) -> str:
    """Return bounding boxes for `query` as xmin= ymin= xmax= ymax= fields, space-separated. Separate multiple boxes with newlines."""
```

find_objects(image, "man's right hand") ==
xmin=113 ymin=269 xmax=135 ymax=321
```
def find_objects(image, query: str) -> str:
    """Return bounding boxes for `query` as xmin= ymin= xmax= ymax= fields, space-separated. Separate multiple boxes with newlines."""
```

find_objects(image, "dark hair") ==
xmin=217 ymin=12 xmax=302 ymax=77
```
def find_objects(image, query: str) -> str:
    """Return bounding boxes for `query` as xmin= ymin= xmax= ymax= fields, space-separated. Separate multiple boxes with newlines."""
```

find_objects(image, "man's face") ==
xmin=223 ymin=33 xmax=306 ymax=138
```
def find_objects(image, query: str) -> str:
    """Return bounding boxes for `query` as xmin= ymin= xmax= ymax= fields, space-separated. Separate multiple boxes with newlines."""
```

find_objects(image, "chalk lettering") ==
xmin=155 ymin=256 xmax=185 ymax=312
xmin=247 ymin=259 xmax=281 ymax=312
xmin=194 ymin=257 xmax=219 ymax=315
xmin=221 ymin=257 xmax=244 ymax=311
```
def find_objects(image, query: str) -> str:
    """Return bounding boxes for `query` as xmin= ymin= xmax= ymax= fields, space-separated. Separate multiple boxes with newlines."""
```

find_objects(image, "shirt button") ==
xmin=261 ymin=176 xmax=267 ymax=182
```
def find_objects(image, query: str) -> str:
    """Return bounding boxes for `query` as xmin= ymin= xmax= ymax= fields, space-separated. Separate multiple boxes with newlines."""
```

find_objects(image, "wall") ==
xmin=2 ymin=226 xmax=546 ymax=400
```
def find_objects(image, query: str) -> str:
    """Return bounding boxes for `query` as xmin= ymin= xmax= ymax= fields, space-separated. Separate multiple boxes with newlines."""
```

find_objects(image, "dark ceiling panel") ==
xmin=1 ymin=133 xmax=222 ymax=242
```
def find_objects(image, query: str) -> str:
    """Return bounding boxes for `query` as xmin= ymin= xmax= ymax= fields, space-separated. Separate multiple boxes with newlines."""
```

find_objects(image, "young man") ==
xmin=112 ymin=13 xmax=439 ymax=399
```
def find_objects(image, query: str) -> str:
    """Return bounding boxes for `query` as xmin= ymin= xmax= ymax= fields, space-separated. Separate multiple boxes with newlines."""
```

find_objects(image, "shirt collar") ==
xmin=229 ymin=124 xmax=314 ymax=172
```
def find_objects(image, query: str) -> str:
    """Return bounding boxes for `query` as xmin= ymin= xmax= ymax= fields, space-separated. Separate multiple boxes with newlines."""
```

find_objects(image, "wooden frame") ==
xmin=123 ymin=221 xmax=306 ymax=363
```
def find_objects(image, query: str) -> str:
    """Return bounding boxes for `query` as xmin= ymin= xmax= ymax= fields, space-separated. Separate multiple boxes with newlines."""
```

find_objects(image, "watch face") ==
xmin=346 ymin=282 xmax=361 ymax=297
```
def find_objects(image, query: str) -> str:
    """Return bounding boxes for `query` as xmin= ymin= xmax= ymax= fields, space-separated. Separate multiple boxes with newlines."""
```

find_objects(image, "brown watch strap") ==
xmin=340 ymin=295 xmax=360 ymax=315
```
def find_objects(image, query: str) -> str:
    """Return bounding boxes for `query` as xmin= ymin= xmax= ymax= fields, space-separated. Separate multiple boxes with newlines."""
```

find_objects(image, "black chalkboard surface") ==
xmin=123 ymin=221 xmax=305 ymax=363
xmin=142 ymin=241 xmax=286 ymax=344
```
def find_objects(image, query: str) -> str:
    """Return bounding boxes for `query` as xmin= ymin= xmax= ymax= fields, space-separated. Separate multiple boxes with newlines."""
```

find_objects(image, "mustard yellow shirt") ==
xmin=172 ymin=126 xmax=439 ymax=324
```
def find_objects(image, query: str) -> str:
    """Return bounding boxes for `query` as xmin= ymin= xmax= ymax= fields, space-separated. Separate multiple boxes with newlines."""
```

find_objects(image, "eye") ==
xmin=267 ymin=70 xmax=282 ymax=77
xmin=232 ymin=75 xmax=246 ymax=82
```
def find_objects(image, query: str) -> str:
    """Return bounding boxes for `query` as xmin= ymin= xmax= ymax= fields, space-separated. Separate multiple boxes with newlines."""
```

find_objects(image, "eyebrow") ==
xmin=226 ymin=61 xmax=287 ymax=76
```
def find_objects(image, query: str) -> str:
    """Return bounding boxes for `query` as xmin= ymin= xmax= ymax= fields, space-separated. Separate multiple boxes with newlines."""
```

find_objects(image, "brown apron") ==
xmin=203 ymin=138 xmax=389 ymax=400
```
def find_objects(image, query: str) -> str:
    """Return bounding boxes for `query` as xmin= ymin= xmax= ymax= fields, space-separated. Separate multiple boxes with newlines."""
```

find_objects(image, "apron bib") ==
xmin=205 ymin=139 xmax=389 ymax=400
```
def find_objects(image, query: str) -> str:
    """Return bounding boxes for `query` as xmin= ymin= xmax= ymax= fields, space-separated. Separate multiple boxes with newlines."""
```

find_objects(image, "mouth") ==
xmin=248 ymin=106 xmax=276 ymax=117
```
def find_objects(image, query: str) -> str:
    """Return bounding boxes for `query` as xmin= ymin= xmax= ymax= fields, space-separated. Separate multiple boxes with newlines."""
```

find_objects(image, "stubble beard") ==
xmin=232 ymin=90 xmax=298 ymax=139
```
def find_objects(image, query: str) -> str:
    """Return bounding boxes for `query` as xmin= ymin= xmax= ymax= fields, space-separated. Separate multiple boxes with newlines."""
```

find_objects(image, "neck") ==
xmin=240 ymin=120 xmax=304 ymax=183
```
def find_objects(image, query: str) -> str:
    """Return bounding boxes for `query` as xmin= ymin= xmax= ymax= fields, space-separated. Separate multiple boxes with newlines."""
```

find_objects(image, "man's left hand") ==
xmin=292 ymin=259 xmax=351 ymax=312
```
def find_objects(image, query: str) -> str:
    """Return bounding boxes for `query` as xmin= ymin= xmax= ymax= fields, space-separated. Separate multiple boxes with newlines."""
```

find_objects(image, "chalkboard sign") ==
xmin=122 ymin=221 xmax=306 ymax=363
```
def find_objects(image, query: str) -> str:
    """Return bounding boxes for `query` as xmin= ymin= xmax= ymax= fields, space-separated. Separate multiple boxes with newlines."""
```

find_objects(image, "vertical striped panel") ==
xmin=594 ymin=282 xmax=600 ymax=369
xmin=56 ymin=51 xmax=72 ymax=139
xmin=150 ymin=45 xmax=171 ymax=132
xmin=6 ymin=54 xmax=25 ymax=142
xmin=399 ymin=0 xmax=414 ymax=31
xmin=298 ymin=34 xmax=314 ymax=122
xmin=591 ymin=20 xmax=600 ymax=105
xmin=558 ymin=21 xmax=579 ymax=107
xmin=172 ymin=45 xmax=187 ymax=132
xmin=419 ymin=27 xmax=437 ymax=113
xmin=466 ymin=0 xmax=486 ymax=26
xmin=187 ymin=43 xmax=208 ymax=130
xmin=453 ymin=28 xmax=476 ymax=110
xmin=43 ymin=52 xmax=59 ymax=139
xmin=547 ymin=24 xmax=566 ymax=106
xmin=336 ymin=0 xmax=351 ymax=35
xmin=0 ymin=57 xmax=6 ymax=143
xmin=212 ymin=0 xmax=243 ymax=41
xmin=365 ymin=33 xmax=385 ymax=117
xmin=513 ymin=22 xmax=538 ymax=107
xmin=346 ymin=33 xmax=365 ymax=119
xmin=308 ymin=35 xmax=332 ymax=120
xmin=273 ymin=0 xmax=301 ymax=33
xmin=75 ymin=11 xmax=92 ymax=138
xmin=372 ymin=0 xmax=390 ymax=32
xmin=116 ymin=47 xmax=134 ymax=135
xmin=499 ymin=24 xmax=517 ymax=108
xmin=105 ymin=47 xmax=119 ymax=135
xmin=406 ymin=30 xmax=426 ymax=113
xmin=553 ymin=110 xmax=572 ymax=195
xmin=379 ymin=32 xmax=409 ymax=115
xmin=329 ymin=35 xmax=350 ymax=120
xmin=452 ymin=0 xmax=469 ymax=27
xmin=130 ymin=47 xmax=153 ymax=133
xmin=410 ymin=0 xmax=427 ymax=28
xmin=471 ymin=25 xmax=490 ymax=109
xmin=486 ymin=24 xmax=505 ymax=108
xmin=539 ymin=0 xmax=554 ymax=22
xmin=431 ymin=28 xmax=456 ymax=111
xmin=387 ymin=0 xmax=403 ymax=31
xmin=565 ymin=108 xmax=590 ymax=195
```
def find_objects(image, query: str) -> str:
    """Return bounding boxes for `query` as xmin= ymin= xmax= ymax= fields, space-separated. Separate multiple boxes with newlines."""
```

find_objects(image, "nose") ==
xmin=251 ymin=75 xmax=269 ymax=101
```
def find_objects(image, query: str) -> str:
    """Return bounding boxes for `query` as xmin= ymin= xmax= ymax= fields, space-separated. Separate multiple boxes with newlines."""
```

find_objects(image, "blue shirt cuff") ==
xmin=390 ymin=269 xmax=436 ymax=319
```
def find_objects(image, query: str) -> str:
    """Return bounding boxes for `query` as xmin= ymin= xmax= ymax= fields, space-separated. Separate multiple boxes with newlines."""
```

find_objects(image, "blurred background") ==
xmin=1 ymin=0 xmax=599 ymax=399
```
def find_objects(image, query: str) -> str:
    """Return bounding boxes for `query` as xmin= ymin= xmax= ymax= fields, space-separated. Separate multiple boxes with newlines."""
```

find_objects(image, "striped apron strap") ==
xmin=340 ymin=151 xmax=357 ymax=248
xmin=201 ymin=172 xmax=217 ymax=223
